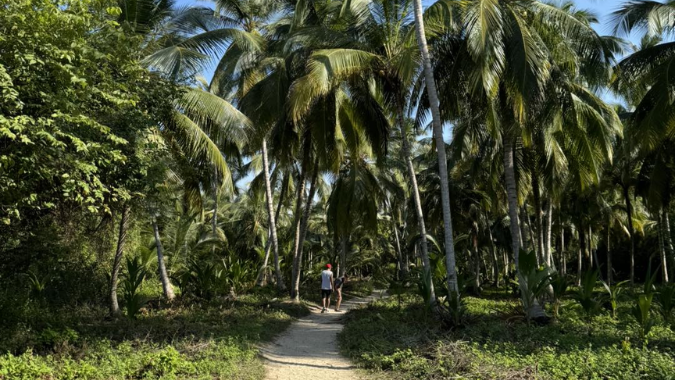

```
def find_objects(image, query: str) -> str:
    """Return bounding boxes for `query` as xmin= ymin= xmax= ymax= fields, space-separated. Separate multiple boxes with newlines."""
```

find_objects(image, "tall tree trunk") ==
xmin=388 ymin=200 xmax=405 ymax=280
xmin=561 ymin=228 xmax=566 ymax=276
xmin=544 ymin=201 xmax=553 ymax=267
xmin=607 ymin=218 xmax=612 ymax=286
xmin=396 ymin=97 xmax=435 ymax=300
xmin=623 ymin=185 xmax=636 ymax=283
xmin=588 ymin=225 xmax=594 ymax=270
xmin=660 ymin=209 xmax=670 ymax=283
xmin=504 ymin=137 xmax=522 ymax=270
xmin=472 ymin=223 xmax=480 ymax=291
xmin=340 ymin=236 xmax=348 ymax=278
xmin=393 ymin=222 xmax=403 ymax=280
xmin=257 ymin=172 xmax=289 ymax=287
xmin=578 ymin=224 xmax=584 ymax=286
xmin=505 ymin=137 xmax=545 ymax=318
xmin=211 ymin=166 xmax=218 ymax=255
xmin=531 ymin=168 xmax=544 ymax=263
xmin=291 ymin=158 xmax=319 ymax=301
xmin=411 ymin=0 xmax=458 ymax=295
xmin=487 ymin=217 xmax=500 ymax=287
xmin=524 ymin=207 xmax=539 ymax=265
xmin=559 ymin=209 xmax=566 ymax=275
xmin=152 ymin=217 xmax=175 ymax=301
xmin=260 ymin=139 xmax=286 ymax=291
xmin=110 ymin=204 xmax=131 ymax=316
xmin=664 ymin=210 xmax=675 ymax=282
xmin=289 ymin=158 xmax=308 ymax=300
xmin=591 ymin=226 xmax=602 ymax=280
xmin=520 ymin=209 xmax=530 ymax=253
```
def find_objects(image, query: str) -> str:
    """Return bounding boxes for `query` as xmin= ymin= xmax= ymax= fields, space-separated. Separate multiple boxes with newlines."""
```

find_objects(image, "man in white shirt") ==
xmin=320 ymin=264 xmax=334 ymax=313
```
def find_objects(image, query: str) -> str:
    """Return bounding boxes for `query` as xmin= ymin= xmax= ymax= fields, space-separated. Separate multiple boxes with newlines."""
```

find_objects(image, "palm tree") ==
xmin=286 ymin=0 xmax=446 ymax=303
xmin=410 ymin=0 xmax=460 ymax=296
xmin=419 ymin=0 xmax=621 ymax=316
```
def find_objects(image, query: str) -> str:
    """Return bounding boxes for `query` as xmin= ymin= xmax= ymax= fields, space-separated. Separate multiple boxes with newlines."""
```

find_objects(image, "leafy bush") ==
xmin=574 ymin=269 xmax=603 ymax=322
xmin=632 ymin=293 xmax=656 ymax=346
xmin=121 ymin=257 xmax=148 ymax=319
xmin=655 ymin=284 xmax=675 ymax=325
xmin=549 ymin=272 xmax=568 ymax=320
xmin=602 ymin=280 xmax=629 ymax=319
xmin=24 ymin=270 xmax=48 ymax=300
xmin=514 ymin=249 xmax=552 ymax=324
xmin=174 ymin=259 xmax=221 ymax=300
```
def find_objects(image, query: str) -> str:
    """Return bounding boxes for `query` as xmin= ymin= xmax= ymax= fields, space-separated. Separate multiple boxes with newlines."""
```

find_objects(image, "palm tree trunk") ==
xmin=487 ymin=216 xmax=500 ymax=287
xmin=290 ymin=161 xmax=308 ymax=300
xmin=607 ymin=218 xmax=612 ymax=286
xmin=472 ymin=228 xmax=480 ymax=291
xmin=578 ymin=224 xmax=584 ymax=286
xmin=561 ymin=227 xmax=566 ymax=276
xmin=591 ymin=226 xmax=602 ymax=280
xmin=504 ymin=137 xmax=522 ymax=268
xmin=340 ymin=235 xmax=348 ymax=278
xmin=291 ymin=158 xmax=319 ymax=301
xmin=152 ymin=217 xmax=175 ymax=301
xmin=505 ymin=137 xmax=545 ymax=318
xmin=589 ymin=225 xmax=595 ymax=270
xmin=260 ymin=139 xmax=286 ymax=291
xmin=524 ymin=207 xmax=539 ymax=265
xmin=396 ymin=97 xmax=434 ymax=299
xmin=623 ymin=185 xmax=636 ymax=283
xmin=559 ymin=209 xmax=566 ymax=275
xmin=660 ymin=209 xmax=670 ymax=283
xmin=257 ymin=231 xmax=272 ymax=286
xmin=256 ymin=172 xmax=288 ymax=287
xmin=520 ymin=210 xmax=529 ymax=252
xmin=531 ymin=169 xmax=544 ymax=263
xmin=110 ymin=204 xmax=131 ymax=316
xmin=211 ymin=166 xmax=218 ymax=255
xmin=388 ymin=200 xmax=405 ymax=280
xmin=393 ymin=223 xmax=403 ymax=280
xmin=664 ymin=210 xmax=675 ymax=282
xmin=544 ymin=201 xmax=553 ymax=267
xmin=411 ymin=0 xmax=458 ymax=295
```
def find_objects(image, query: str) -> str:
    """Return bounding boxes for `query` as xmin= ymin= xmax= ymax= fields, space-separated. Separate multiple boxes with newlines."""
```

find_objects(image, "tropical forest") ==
xmin=1 ymin=0 xmax=675 ymax=378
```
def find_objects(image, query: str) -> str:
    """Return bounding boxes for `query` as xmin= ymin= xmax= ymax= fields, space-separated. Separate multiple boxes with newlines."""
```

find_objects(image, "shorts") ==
xmin=321 ymin=289 xmax=332 ymax=298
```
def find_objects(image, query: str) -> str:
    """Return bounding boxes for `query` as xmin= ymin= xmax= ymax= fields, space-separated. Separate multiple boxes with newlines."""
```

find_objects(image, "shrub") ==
xmin=550 ymin=272 xmax=568 ymax=320
xmin=514 ymin=249 xmax=552 ymax=324
xmin=121 ymin=256 xmax=148 ymax=319
xmin=602 ymin=280 xmax=629 ymax=319
xmin=631 ymin=293 xmax=656 ymax=346
xmin=574 ymin=269 xmax=603 ymax=322
xmin=655 ymin=284 xmax=675 ymax=326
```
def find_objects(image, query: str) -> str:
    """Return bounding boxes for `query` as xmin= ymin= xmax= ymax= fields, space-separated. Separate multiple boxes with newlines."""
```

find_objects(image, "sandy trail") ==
xmin=261 ymin=290 xmax=385 ymax=380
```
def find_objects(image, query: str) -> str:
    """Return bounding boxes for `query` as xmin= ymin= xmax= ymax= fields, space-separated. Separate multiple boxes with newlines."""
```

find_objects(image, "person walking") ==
xmin=334 ymin=274 xmax=348 ymax=312
xmin=320 ymin=264 xmax=334 ymax=313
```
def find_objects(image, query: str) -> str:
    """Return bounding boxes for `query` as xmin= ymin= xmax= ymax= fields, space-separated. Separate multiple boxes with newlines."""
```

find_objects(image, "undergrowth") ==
xmin=339 ymin=290 xmax=675 ymax=380
xmin=0 ymin=286 xmax=309 ymax=379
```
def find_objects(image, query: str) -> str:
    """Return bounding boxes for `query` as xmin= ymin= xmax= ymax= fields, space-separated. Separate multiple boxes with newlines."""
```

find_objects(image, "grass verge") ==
xmin=339 ymin=290 xmax=675 ymax=380
xmin=0 ymin=288 xmax=309 ymax=379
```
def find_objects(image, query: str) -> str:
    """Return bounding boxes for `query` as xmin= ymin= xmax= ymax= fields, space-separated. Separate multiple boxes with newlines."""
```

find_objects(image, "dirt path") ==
xmin=260 ymin=290 xmax=386 ymax=380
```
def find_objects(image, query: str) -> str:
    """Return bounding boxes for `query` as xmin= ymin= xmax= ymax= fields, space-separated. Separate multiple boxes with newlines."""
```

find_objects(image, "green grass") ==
xmin=0 ymin=289 xmax=309 ymax=379
xmin=339 ymin=289 xmax=675 ymax=380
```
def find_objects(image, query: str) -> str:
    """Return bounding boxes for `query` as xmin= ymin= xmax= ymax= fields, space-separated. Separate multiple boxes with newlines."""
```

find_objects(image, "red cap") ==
xmin=326 ymin=264 xmax=332 ymax=268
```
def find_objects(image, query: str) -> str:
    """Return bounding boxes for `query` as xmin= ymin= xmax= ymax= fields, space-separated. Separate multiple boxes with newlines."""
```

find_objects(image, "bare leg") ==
xmin=336 ymin=290 xmax=342 ymax=311
xmin=322 ymin=295 xmax=326 ymax=310
xmin=326 ymin=294 xmax=331 ymax=310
